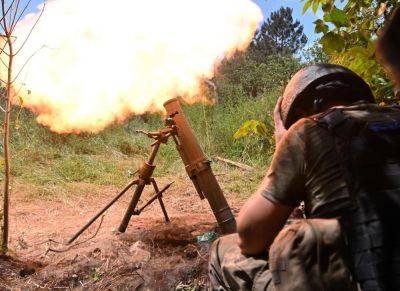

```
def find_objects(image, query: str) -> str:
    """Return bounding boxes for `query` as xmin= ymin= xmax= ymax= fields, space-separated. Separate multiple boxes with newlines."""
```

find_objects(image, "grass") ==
xmin=184 ymin=87 xmax=280 ymax=166
xmin=0 ymin=88 xmax=281 ymax=199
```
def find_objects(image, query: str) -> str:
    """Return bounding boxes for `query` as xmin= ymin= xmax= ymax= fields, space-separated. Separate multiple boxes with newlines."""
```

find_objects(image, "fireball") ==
xmin=4 ymin=0 xmax=262 ymax=133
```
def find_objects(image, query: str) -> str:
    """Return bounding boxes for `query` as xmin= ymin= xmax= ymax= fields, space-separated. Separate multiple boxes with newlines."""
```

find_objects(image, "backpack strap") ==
xmin=312 ymin=108 xmax=362 ymax=140
xmin=311 ymin=108 xmax=362 ymax=213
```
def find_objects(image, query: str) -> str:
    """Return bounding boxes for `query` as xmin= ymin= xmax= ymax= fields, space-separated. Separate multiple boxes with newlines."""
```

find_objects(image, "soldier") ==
xmin=209 ymin=8 xmax=400 ymax=291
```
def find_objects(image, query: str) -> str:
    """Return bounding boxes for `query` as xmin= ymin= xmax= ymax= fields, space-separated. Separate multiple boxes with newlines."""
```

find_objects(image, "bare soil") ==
xmin=0 ymin=174 xmax=243 ymax=290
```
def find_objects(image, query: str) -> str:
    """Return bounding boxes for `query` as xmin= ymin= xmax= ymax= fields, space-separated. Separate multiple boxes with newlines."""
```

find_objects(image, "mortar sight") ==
xmin=163 ymin=98 xmax=237 ymax=234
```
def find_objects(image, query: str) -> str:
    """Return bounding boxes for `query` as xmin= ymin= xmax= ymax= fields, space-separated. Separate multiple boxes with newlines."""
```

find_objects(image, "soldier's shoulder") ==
xmin=288 ymin=117 xmax=324 ymax=137
xmin=286 ymin=116 xmax=335 ymax=154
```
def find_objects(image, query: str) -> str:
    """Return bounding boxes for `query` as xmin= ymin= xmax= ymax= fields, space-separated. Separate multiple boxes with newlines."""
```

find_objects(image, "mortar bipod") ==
xmin=67 ymin=123 xmax=177 ymax=244
xmin=118 ymin=126 xmax=176 ymax=233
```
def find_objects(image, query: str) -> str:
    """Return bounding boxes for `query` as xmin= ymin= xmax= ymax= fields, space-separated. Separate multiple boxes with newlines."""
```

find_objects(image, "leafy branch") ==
xmin=303 ymin=0 xmax=399 ymax=102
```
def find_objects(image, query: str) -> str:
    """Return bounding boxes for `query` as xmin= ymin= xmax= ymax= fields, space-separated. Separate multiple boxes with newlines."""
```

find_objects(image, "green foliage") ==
xmin=252 ymin=7 xmax=308 ymax=59
xmin=218 ymin=6 xmax=308 ymax=153
xmin=184 ymin=88 xmax=279 ymax=165
xmin=208 ymin=53 xmax=304 ymax=164
xmin=323 ymin=6 xmax=348 ymax=27
xmin=1 ymin=109 xmax=156 ymax=197
xmin=303 ymin=0 xmax=399 ymax=102
xmin=303 ymin=40 xmax=331 ymax=64
xmin=320 ymin=32 xmax=345 ymax=54
xmin=233 ymin=120 xmax=269 ymax=140
xmin=0 ymin=84 xmax=282 ymax=199
xmin=215 ymin=53 xmax=303 ymax=101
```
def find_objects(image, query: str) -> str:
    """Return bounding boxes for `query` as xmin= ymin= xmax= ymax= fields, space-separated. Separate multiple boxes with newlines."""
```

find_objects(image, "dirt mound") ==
xmin=1 ymin=219 xmax=214 ymax=290
xmin=5 ymin=195 xmax=229 ymax=289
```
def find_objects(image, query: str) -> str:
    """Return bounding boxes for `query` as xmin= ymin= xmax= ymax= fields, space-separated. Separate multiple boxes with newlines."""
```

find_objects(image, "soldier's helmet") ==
xmin=281 ymin=64 xmax=375 ymax=129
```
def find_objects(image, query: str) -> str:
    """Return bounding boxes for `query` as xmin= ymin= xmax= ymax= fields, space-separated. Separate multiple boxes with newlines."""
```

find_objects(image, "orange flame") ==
xmin=7 ymin=0 xmax=262 ymax=133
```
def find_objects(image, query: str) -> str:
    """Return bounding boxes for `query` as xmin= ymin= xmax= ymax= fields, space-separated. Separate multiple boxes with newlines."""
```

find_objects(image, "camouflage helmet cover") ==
xmin=281 ymin=64 xmax=375 ymax=129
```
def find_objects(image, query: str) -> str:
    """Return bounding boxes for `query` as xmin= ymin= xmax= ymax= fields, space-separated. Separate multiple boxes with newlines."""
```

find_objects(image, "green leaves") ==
xmin=303 ymin=0 xmax=313 ymax=14
xmin=313 ymin=0 xmax=321 ymax=13
xmin=320 ymin=32 xmax=345 ymax=53
xmin=304 ymin=0 xmax=398 ymax=102
xmin=323 ymin=7 xmax=348 ymax=28
xmin=348 ymin=42 xmax=375 ymax=59
xmin=234 ymin=120 xmax=268 ymax=140
xmin=303 ymin=0 xmax=329 ymax=14
xmin=314 ymin=19 xmax=329 ymax=34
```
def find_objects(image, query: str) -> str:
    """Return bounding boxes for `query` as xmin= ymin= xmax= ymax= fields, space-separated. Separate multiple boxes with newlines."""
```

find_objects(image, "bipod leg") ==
xmin=68 ymin=179 xmax=139 ymax=244
xmin=151 ymin=178 xmax=170 ymax=222
xmin=118 ymin=179 xmax=147 ymax=233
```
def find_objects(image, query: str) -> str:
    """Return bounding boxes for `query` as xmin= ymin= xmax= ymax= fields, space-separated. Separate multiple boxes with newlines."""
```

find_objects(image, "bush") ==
xmin=214 ymin=53 xmax=303 ymax=102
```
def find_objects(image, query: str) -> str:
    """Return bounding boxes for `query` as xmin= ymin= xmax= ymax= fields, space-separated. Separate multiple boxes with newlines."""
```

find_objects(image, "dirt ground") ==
xmin=0 ymin=174 xmax=244 ymax=290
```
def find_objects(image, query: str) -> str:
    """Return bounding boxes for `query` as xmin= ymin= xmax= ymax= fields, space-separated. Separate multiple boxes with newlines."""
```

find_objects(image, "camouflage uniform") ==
xmin=209 ymin=233 xmax=273 ymax=290
xmin=209 ymin=103 xmax=399 ymax=290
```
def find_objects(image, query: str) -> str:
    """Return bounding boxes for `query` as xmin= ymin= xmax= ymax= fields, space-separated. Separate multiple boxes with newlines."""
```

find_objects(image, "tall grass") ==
xmin=184 ymin=87 xmax=280 ymax=165
xmin=0 ymin=88 xmax=280 ymax=198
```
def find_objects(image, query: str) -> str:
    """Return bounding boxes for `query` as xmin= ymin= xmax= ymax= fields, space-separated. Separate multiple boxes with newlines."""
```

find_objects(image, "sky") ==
xmin=253 ymin=0 xmax=321 ymax=45
xmin=26 ymin=0 xmax=320 ymax=46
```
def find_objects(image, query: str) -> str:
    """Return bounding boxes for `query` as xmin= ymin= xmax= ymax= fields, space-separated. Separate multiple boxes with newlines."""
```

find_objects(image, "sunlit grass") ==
xmin=1 ymin=88 xmax=280 ymax=199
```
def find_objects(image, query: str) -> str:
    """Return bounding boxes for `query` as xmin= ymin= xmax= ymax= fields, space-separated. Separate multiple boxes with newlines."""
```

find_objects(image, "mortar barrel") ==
xmin=163 ymin=98 xmax=236 ymax=234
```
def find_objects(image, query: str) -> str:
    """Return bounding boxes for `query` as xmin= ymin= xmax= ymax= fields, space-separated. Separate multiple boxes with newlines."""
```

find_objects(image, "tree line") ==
xmin=209 ymin=6 xmax=324 ymax=105
xmin=212 ymin=1 xmax=399 ymax=105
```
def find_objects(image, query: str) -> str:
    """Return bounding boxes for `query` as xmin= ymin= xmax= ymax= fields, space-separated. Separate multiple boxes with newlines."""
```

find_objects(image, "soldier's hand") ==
xmin=274 ymin=96 xmax=286 ymax=145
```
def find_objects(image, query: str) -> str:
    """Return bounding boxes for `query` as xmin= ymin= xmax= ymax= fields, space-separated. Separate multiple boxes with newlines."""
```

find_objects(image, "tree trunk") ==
xmin=2 ymin=35 xmax=13 ymax=253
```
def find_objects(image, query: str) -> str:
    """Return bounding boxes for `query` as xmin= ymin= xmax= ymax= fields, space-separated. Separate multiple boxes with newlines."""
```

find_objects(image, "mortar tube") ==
xmin=163 ymin=97 xmax=236 ymax=234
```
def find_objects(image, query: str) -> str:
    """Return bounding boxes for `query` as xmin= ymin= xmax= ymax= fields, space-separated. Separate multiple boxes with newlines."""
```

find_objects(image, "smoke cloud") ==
xmin=5 ymin=0 xmax=262 ymax=133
